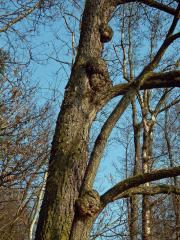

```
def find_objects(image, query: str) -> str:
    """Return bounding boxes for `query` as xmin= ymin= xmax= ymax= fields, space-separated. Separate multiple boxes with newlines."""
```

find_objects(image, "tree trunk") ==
xmin=130 ymin=196 xmax=139 ymax=240
xmin=142 ymin=196 xmax=152 ymax=240
xmin=34 ymin=1 xmax=180 ymax=239
xmin=141 ymin=127 xmax=153 ymax=240
xmin=29 ymin=172 xmax=48 ymax=240
xmin=141 ymin=91 xmax=153 ymax=240
xmin=164 ymin=111 xmax=180 ymax=240
xmin=35 ymin=1 xmax=115 ymax=239
xmin=69 ymin=216 xmax=95 ymax=240
xmin=129 ymin=100 xmax=141 ymax=240
xmin=35 ymin=97 xmax=96 ymax=239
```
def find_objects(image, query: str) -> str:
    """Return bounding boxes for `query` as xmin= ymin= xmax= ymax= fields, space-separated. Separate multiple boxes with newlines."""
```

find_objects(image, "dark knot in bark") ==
xmin=75 ymin=189 xmax=101 ymax=218
xmin=85 ymin=57 xmax=109 ymax=78
xmin=99 ymin=24 xmax=113 ymax=43
xmin=85 ymin=57 xmax=112 ymax=91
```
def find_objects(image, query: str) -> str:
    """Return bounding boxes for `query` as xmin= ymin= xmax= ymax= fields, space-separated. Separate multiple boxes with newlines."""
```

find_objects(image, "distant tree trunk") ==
xmin=29 ymin=172 xmax=48 ymax=240
xmin=172 ymin=195 xmax=180 ymax=240
xmin=129 ymin=197 xmax=139 ymax=240
xmin=142 ymin=196 xmax=152 ymax=240
xmin=129 ymin=99 xmax=141 ymax=240
xmin=164 ymin=110 xmax=180 ymax=239
xmin=141 ymin=91 xmax=153 ymax=240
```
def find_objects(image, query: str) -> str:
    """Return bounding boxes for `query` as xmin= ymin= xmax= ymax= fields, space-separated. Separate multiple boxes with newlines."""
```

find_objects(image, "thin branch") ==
xmin=0 ymin=0 xmax=43 ymax=33
xmin=115 ymin=0 xmax=178 ymax=17
xmin=159 ymin=97 xmax=180 ymax=113
xmin=152 ymin=89 xmax=172 ymax=117
xmin=83 ymin=86 xmax=138 ymax=190
xmin=48 ymin=56 xmax=71 ymax=66
xmin=138 ymin=0 xmax=179 ymax=17
xmin=116 ymin=184 xmax=180 ymax=199
xmin=100 ymin=166 xmax=180 ymax=207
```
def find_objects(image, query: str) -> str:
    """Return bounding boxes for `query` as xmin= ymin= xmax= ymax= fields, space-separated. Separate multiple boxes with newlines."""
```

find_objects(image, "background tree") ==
xmin=0 ymin=48 xmax=53 ymax=239
xmin=88 ymin=3 xmax=180 ymax=239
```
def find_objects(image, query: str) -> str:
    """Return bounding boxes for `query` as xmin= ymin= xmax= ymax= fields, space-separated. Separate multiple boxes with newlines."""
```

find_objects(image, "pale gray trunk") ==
xmin=129 ymin=100 xmax=141 ymax=240
xmin=141 ymin=91 xmax=153 ymax=240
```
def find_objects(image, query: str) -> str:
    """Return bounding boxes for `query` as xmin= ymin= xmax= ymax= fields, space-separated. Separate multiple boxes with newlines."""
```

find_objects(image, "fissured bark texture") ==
xmin=35 ymin=1 xmax=116 ymax=239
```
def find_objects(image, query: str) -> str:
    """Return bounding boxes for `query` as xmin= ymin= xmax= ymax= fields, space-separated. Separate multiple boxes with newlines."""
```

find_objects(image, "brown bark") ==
xmin=116 ymin=185 xmax=180 ymax=198
xmin=34 ymin=1 xmax=180 ymax=239
xmin=129 ymin=196 xmax=139 ymax=240
xmin=35 ymin=100 xmax=95 ymax=239
xmin=110 ymin=70 xmax=180 ymax=99
xmin=100 ymin=166 xmax=180 ymax=206
xmin=35 ymin=1 xmax=116 ymax=239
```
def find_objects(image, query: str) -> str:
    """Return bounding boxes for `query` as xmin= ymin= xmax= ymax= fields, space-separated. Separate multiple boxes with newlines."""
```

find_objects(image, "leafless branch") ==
xmin=101 ymin=166 xmax=180 ymax=207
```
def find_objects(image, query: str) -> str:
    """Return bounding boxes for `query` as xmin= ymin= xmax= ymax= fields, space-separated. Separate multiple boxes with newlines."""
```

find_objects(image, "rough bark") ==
xmin=34 ymin=1 xmax=180 ymax=239
xmin=101 ymin=166 xmax=180 ymax=206
xmin=35 ymin=1 xmax=116 ymax=239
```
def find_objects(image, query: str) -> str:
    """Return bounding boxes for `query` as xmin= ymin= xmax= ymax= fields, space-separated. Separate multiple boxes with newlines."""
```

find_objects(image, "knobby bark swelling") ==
xmin=35 ymin=1 xmax=116 ymax=239
xmin=35 ymin=1 xmax=180 ymax=240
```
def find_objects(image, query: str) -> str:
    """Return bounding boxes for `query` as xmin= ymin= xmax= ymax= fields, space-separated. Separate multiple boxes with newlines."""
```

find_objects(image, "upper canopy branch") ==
xmin=114 ymin=184 xmax=180 ymax=199
xmin=110 ymin=70 xmax=180 ymax=98
xmin=114 ymin=0 xmax=179 ymax=17
xmin=137 ymin=0 xmax=179 ymax=17
xmin=100 ymin=166 xmax=180 ymax=207
xmin=0 ymin=0 xmax=43 ymax=33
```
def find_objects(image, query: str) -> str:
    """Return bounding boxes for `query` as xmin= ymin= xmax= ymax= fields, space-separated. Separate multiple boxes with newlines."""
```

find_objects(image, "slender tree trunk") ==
xmin=129 ymin=100 xmax=141 ymax=240
xmin=141 ymin=91 xmax=153 ymax=240
xmin=130 ymin=197 xmax=139 ymax=240
xmin=29 ymin=172 xmax=48 ymax=240
xmin=142 ymin=196 xmax=152 ymax=240
xmin=164 ymin=110 xmax=180 ymax=239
